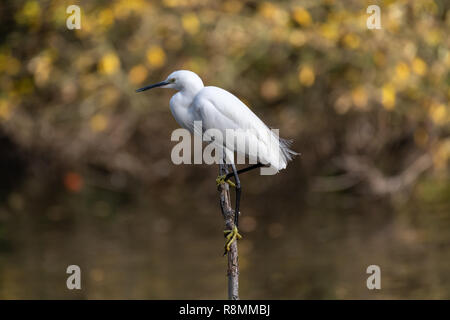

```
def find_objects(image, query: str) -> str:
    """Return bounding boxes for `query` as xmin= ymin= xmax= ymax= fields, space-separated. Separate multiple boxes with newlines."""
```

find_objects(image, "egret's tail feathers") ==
xmin=265 ymin=136 xmax=299 ymax=172
xmin=279 ymin=137 xmax=299 ymax=163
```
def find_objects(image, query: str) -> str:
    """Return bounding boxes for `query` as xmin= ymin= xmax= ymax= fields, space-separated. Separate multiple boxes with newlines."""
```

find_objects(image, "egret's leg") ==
xmin=223 ymin=163 xmax=243 ymax=253
xmin=219 ymin=148 xmax=240 ymax=254
xmin=230 ymin=163 xmax=241 ymax=227
xmin=217 ymin=163 xmax=265 ymax=187
xmin=223 ymin=163 xmax=266 ymax=182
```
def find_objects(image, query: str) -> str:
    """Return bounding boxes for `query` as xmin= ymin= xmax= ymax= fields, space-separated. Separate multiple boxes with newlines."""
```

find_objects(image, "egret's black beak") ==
xmin=135 ymin=80 xmax=169 ymax=93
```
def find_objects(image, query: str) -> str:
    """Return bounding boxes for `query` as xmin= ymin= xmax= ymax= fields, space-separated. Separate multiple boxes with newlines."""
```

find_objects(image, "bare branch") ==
xmin=218 ymin=163 xmax=239 ymax=300
xmin=332 ymin=153 xmax=433 ymax=195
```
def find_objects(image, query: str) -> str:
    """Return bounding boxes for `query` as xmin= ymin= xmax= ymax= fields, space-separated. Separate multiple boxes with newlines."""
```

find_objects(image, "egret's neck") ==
xmin=179 ymin=81 xmax=204 ymax=102
xmin=169 ymin=77 xmax=204 ymax=131
xmin=170 ymin=86 xmax=203 ymax=131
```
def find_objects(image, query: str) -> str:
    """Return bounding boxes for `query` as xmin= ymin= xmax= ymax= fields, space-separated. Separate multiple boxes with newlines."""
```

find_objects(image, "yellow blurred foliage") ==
xmin=98 ymin=9 xmax=115 ymax=28
xmin=90 ymin=114 xmax=108 ymax=132
xmin=429 ymin=103 xmax=448 ymax=125
xmin=288 ymin=30 xmax=306 ymax=47
xmin=298 ymin=66 xmax=315 ymax=87
xmin=182 ymin=13 xmax=200 ymax=35
xmin=395 ymin=62 xmax=410 ymax=82
xmin=343 ymin=33 xmax=360 ymax=49
xmin=0 ymin=99 xmax=12 ymax=120
xmin=185 ymin=57 xmax=207 ymax=74
xmin=424 ymin=28 xmax=442 ymax=46
xmin=223 ymin=0 xmax=243 ymax=13
xmin=412 ymin=58 xmax=427 ymax=76
xmin=29 ymin=54 xmax=52 ymax=87
xmin=50 ymin=3 xmax=68 ymax=27
xmin=128 ymin=65 xmax=148 ymax=85
xmin=320 ymin=22 xmax=339 ymax=41
xmin=382 ymin=84 xmax=396 ymax=110
xmin=293 ymin=7 xmax=312 ymax=27
xmin=113 ymin=0 xmax=146 ymax=18
xmin=0 ymin=54 xmax=21 ymax=75
xmin=259 ymin=2 xmax=276 ymax=19
xmin=77 ymin=14 xmax=93 ymax=36
xmin=162 ymin=0 xmax=180 ymax=8
xmin=146 ymin=46 xmax=166 ymax=68
xmin=351 ymin=86 xmax=368 ymax=109
xmin=445 ymin=51 xmax=450 ymax=68
xmin=373 ymin=52 xmax=386 ymax=67
xmin=259 ymin=2 xmax=288 ymax=25
xmin=433 ymin=139 xmax=450 ymax=170
xmin=2 ymin=0 xmax=449 ymax=193
xmin=99 ymin=52 xmax=120 ymax=75
xmin=15 ymin=1 xmax=41 ymax=25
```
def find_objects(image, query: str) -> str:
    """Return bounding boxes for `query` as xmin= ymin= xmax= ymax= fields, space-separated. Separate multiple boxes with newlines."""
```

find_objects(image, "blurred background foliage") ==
xmin=0 ymin=0 xmax=449 ymax=299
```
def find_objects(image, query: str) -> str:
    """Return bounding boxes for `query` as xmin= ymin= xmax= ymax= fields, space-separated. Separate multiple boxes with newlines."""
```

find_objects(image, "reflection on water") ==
xmin=0 ymin=176 xmax=449 ymax=299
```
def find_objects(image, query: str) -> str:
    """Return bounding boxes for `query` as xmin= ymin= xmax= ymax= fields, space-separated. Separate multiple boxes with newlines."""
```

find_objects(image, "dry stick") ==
xmin=218 ymin=163 xmax=239 ymax=300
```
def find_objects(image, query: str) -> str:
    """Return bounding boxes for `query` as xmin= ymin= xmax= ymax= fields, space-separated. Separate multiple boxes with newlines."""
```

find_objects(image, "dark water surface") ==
xmin=0 ymin=177 xmax=449 ymax=299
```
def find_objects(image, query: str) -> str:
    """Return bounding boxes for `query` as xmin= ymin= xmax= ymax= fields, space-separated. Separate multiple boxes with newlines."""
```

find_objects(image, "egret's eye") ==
xmin=169 ymin=78 xmax=176 ymax=83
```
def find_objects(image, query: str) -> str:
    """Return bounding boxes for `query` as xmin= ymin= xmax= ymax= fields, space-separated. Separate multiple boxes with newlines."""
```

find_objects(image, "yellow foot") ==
xmin=223 ymin=226 xmax=243 ymax=254
xmin=216 ymin=175 xmax=236 ymax=188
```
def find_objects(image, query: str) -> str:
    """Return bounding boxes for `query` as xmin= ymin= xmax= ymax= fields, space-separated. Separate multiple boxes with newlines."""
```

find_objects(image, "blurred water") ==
xmin=0 ymin=176 xmax=449 ymax=299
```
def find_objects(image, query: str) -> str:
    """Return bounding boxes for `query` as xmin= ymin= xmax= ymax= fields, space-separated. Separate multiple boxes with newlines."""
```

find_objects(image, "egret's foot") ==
xmin=223 ymin=226 xmax=243 ymax=254
xmin=216 ymin=174 xmax=236 ymax=187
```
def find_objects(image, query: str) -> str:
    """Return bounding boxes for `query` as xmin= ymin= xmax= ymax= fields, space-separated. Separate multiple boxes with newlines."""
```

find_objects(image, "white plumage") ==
xmin=137 ymin=70 xmax=297 ymax=172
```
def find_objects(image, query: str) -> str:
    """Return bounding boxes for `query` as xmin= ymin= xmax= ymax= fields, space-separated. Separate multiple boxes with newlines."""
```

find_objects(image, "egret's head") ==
xmin=136 ymin=70 xmax=204 ymax=93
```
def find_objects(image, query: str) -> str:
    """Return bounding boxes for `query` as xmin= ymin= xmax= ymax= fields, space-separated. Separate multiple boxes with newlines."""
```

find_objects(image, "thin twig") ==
xmin=218 ymin=163 xmax=239 ymax=300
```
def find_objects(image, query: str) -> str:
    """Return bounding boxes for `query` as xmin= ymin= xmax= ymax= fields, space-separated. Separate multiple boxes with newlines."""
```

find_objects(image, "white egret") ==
xmin=136 ymin=70 xmax=297 ymax=251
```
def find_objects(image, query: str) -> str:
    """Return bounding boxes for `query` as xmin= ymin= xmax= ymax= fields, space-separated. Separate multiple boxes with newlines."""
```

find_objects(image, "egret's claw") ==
xmin=223 ymin=226 xmax=242 ymax=254
xmin=216 ymin=174 xmax=236 ymax=188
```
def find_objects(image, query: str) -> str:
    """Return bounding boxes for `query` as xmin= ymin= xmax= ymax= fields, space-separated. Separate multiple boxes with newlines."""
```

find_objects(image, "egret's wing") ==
xmin=193 ymin=87 xmax=266 ymax=130
xmin=193 ymin=87 xmax=291 ymax=169
xmin=192 ymin=91 xmax=243 ymax=163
